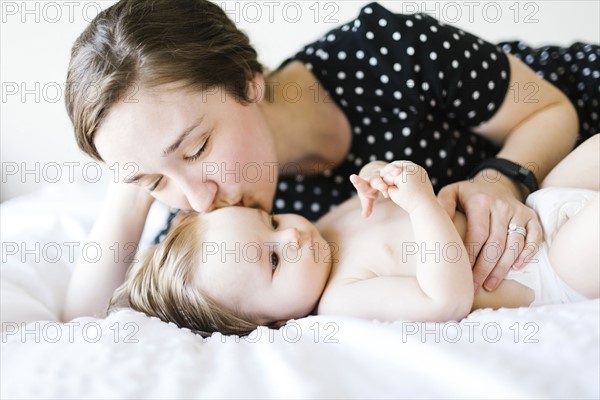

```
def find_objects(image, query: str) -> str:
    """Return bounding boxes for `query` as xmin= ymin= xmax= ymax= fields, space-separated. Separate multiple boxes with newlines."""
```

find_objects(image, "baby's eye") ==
xmin=271 ymin=253 xmax=279 ymax=271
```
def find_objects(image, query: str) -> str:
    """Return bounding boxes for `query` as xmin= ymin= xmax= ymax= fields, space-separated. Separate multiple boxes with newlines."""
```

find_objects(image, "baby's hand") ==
xmin=380 ymin=161 xmax=436 ymax=213
xmin=349 ymin=161 xmax=392 ymax=218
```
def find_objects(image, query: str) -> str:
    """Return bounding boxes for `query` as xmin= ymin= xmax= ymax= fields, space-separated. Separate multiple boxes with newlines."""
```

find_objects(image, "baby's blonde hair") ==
xmin=109 ymin=212 xmax=259 ymax=337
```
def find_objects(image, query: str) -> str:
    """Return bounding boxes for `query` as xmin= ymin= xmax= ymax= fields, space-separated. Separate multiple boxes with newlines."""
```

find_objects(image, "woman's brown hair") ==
xmin=65 ymin=0 xmax=264 ymax=161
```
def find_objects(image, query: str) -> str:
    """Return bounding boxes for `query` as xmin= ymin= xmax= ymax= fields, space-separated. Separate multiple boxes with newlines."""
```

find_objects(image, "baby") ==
xmin=110 ymin=135 xmax=599 ymax=336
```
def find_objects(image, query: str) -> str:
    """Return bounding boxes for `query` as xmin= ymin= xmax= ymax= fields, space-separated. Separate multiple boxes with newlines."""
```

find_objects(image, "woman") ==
xmin=63 ymin=0 xmax=597 ymax=320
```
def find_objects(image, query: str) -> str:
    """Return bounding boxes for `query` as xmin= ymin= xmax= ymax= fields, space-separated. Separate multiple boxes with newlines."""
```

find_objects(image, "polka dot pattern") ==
xmin=497 ymin=41 xmax=599 ymax=144
xmin=271 ymin=2 xmax=512 ymax=221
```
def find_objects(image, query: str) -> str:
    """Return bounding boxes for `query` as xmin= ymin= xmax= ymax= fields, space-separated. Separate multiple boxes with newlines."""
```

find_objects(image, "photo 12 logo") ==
xmin=201 ymin=240 xmax=338 ymax=264
xmin=399 ymin=320 xmax=540 ymax=343
xmin=399 ymin=1 xmax=540 ymax=24
xmin=1 ymin=241 xmax=140 ymax=265
xmin=2 ymin=321 xmax=139 ymax=344
xmin=1 ymin=1 xmax=106 ymax=24
xmin=217 ymin=1 xmax=341 ymax=24
xmin=209 ymin=320 xmax=339 ymax=344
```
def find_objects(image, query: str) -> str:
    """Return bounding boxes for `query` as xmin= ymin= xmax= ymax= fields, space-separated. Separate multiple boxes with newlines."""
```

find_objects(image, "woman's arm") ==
xmin=438 ymin=54 xmax=578 ymax=292
xmin=62 ymin=181 xmax=154 ymax=321
xmin=473 ymin=54 xmax=578 ymax=184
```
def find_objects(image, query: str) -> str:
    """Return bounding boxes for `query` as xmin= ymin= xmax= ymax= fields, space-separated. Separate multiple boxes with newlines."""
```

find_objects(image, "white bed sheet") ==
xmin=1 ymin=181 xmax=599 ymax=399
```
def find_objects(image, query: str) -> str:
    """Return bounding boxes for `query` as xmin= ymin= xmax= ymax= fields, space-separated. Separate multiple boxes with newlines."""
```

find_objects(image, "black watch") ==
xmin=468 ymin=158 xmax=539 ymax=194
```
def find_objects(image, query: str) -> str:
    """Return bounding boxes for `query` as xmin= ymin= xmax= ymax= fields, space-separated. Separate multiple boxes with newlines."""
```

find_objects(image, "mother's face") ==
xmin=94 ymin=78 xmax=279 ymax=213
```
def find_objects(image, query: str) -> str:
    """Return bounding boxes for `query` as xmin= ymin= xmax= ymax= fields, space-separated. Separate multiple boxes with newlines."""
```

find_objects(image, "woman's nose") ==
xmin=181 ymin=180 xmax=218 ymax=212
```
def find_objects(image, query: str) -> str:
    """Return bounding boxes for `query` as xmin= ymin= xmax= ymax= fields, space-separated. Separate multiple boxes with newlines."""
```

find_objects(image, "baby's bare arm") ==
xmin=328 ymin=161 xmax=473 ymax=322
xmin=384 ymin=162 xmax=473 ymax=320
xmin=542 ymin=134 xmax=599 ymax=190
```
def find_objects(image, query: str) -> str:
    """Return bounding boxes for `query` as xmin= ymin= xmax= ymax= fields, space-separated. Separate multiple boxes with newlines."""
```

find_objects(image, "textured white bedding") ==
xmin=1 ymin=182 xmax=599 ymax=399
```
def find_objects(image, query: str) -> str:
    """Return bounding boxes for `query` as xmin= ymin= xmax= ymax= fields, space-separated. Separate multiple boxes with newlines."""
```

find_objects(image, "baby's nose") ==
xmin=287 ymin=228 xmax=313 ymax=249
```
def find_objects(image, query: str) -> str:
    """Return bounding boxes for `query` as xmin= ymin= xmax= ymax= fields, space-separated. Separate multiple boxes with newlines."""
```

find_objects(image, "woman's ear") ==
xmin=246 ymin=72 xmax=266 ymax=104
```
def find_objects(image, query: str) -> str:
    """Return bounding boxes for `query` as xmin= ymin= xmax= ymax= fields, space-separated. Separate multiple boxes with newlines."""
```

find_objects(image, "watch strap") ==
xmin=468 ymin=158 xmax=539 ymax=194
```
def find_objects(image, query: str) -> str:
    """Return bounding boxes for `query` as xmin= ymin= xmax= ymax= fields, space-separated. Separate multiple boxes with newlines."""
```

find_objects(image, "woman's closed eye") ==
xmin=184 ymin=136 xmax=210 ymax=163
xmin=147 ymin=176 xmax=163 ymax=192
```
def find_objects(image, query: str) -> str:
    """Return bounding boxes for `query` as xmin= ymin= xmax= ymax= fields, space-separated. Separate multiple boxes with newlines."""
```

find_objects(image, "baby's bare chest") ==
xmin=316 ymin=198 xmax=418 ymax=280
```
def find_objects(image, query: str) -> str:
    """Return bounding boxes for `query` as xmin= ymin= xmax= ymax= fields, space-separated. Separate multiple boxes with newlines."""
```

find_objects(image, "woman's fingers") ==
xmin=468 ymin=198 xmax=544 ymax=292
xmin=436 ymin=183 xmax=459 ymax=220
xmin=513 ymin=217 xmax=544 ymax=269
xmin=481 ymin=212 xmax=544 ymax=290
xmin=465 ymin=204 xmax=494 ymax=292
xmin=478 ymin=201 xmax=513 ymax=291
xmin=482 ymin=218 xmax=522 ymax=291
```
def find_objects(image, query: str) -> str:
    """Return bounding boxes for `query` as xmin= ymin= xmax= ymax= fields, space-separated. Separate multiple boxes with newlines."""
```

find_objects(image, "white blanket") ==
xmin=1 ymin=182 xmax=599 ymax=399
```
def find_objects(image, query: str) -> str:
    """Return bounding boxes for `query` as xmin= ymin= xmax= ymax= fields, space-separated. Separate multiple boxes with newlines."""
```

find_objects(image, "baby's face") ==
xmin=196 ymin=207 xmax=332 ymax=325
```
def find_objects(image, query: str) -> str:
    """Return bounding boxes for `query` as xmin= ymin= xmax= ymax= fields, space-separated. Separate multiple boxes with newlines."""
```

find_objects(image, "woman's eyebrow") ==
xmin=162 ymin=116 xmax=205 ymax=157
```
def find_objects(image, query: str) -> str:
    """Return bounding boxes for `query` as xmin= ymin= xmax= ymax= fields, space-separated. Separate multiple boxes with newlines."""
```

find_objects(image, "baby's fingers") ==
xmin=350 ymin=174 xmax=371 ymax=193
xmin=351 ymin=174 xmax=389 ymax=199
xmin=349 ymin=175 xmax=375 ymax=217
xmin=381 ymin=162 xmax=404 ymax=176
xmin=360 ymin=197 xmax=374 ymax=218
xmin=380 ymin=165 xmax=402 ymax=185
xmin=369 ymin=176 xmax=389 ymax=199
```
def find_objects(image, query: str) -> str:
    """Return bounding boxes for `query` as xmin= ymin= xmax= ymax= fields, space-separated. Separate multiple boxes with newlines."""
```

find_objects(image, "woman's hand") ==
xmin=437 ymin=174 xmax=543 ymax=293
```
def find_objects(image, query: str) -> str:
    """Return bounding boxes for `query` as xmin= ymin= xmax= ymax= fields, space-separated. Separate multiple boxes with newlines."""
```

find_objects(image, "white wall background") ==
xmin=1 ymin=0 xmax=599 ymax=201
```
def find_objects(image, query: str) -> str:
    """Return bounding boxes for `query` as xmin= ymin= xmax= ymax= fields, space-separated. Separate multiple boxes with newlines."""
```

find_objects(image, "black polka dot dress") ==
xmin=154 ymin=2 xmax=599 ymax=242
xmin=273 ymin=2 xmax=510 ymax=221
xmin=496 ymin=41 xmax=599 ymax=144
xmin=270 ymin=2 xmax=599 ymax=222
